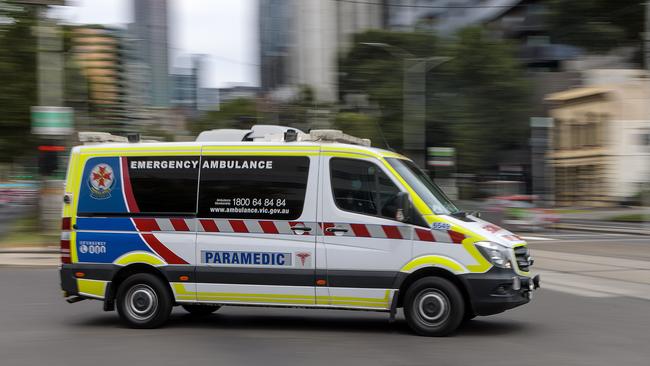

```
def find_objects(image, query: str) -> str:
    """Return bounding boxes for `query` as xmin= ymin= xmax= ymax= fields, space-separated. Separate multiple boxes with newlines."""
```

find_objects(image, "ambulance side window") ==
xmin=77 ymin=156 xmax=200 ymax=216
xmin=126 ymin=156 xmax=200 ymax=214
xmin=198 ymin=156 xmax=309 ymax=220
xmin=329 ymin=158 xmax=401 ymax=220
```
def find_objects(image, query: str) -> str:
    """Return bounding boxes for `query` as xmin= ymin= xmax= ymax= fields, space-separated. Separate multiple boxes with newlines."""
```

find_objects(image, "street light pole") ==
xmin=360 ymin=42 xmax=450 ymax=168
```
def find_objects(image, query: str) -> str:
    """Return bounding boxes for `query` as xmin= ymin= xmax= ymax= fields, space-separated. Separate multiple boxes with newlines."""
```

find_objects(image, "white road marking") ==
xmin=520 ymin=236 xmax=556 ymax=241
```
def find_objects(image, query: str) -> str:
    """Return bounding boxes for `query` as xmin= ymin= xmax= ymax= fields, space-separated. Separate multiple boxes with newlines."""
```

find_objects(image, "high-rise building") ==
xmin=133 ymin=0 xmax=170 ymax=107
xmin=259 ymin=0 xmax=291 ymax=94
xmin=71 ymin=26 xmax=128 ymax=131
xmin=258 ymin=0 xmax=384 ymax=103
xmin=171 ymin=57 xmax=200 ymax=112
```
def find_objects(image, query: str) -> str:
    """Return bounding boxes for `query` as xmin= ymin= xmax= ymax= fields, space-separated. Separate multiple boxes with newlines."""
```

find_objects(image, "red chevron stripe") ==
xmin=200 ymin=219 xmax=219 ymax=232
xmin=259 ymin=220 xmax=279 ymax=234
xmin=415 ymin=228 xmax=435 ymax=242
xmin=382 ymin=225 xmax=402 ymax=239
xmin=350 ymin=223 xmax=370 ymax=237
xmin=170 ymin=218 xmax=190 ymax=231
xmin=141 ymin=233 xmax=187 ymax=264
xmin=133 ymin=218 xmax=160 ymax=232
xmin=448 ymin=230 xmax=466 ymax=244
xmin=120 ymin=157 xmax=140 ymax=213
xmin=229 ymin=220 xmax=248 ymax=233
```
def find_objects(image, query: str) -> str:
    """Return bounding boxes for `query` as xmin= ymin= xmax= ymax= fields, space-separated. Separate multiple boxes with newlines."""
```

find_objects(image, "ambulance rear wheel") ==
xmin=116 ymin=273 xmax=172 ymax=329
xmin=182 ymin=304 xmax=221 ymax=316
xmin=404 ymin=277 xmax=464 ymax=337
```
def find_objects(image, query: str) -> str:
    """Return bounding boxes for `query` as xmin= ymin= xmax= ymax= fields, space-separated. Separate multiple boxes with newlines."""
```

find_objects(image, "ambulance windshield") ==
xmin=386 ymin=158 xmax=459 ymax=215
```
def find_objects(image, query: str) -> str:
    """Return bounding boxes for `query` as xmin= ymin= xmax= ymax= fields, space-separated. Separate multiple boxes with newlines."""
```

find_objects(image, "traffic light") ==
xmin=38 ymin=145 xmax=64 ymax=177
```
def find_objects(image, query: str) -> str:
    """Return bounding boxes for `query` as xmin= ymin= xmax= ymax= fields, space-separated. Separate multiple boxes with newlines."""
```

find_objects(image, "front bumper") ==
xmin=459 ymin=268 xmax=540 ymax=316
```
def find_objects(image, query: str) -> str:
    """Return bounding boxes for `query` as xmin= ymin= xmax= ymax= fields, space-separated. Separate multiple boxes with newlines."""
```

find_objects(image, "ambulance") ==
xmin=59 ymin=125 xmax=539 ymax=336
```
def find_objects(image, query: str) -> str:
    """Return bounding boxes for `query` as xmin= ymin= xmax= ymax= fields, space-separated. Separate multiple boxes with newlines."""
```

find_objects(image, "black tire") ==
xmin=116 ymin=273 xmax=172 ymax=329
xmin=182 ymin=304 xmax=221 ymax=316
xmin=403 ymin=277 xmax=465 ymax=336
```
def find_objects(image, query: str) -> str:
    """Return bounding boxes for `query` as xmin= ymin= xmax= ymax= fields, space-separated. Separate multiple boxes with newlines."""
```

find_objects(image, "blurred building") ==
xmin=71 ymin=26 xmax=127 ymax=131
xmin=198 ymin=88 xmax=220 ymax=112
xmin=546 ymin=70 xmax=650 ymax=206
xmin=132 ymin=0 xmax=170 ymax=107
xmin=388 ymin=0 xmax=520 ymax=34
xmin=259 ymin=0 xmax=291 ymax=94
xmin=171 ymin=72 xmax=198 ymax=111
xmin=171 ymin=56 xmax=200 ymax=114
xmin=259 ymin=0 xmax=384 ymax=102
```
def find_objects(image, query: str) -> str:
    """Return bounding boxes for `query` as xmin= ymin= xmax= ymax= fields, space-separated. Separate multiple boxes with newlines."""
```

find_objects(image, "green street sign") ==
xmin=427 ymin=147 xmax=455 ymax=167
xmin=31 ymin=106 xmax=73 ymax=135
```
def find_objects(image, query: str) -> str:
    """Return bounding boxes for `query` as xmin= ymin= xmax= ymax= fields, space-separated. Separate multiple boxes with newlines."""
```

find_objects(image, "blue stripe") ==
xmin=76 ymin=217 xmax=136 ymax=231
xmin=76 ymin=232 xmax=152 ymax=263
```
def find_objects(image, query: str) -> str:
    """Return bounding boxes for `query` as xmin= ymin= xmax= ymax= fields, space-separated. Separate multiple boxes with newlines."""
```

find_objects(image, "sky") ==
xmin=54 ymin=0 xmax=258 ymax=88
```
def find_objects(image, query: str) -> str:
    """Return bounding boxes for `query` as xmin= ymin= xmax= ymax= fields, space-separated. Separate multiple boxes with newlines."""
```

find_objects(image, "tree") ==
xmin=546 ymin=0 xmax=644 ymax=54
xmin=190 ymin=98 xmax=259 ymax=136
xmin=432 ymin=27 xmax=532 ymax=173
xmin=339 ymin=30 xmax=440 ymax=149
xmin=0 ymin=2 xmax=38 ymax=163
xmin=333 ymin=112 xmax=385 ymax=148
xmin=339 ymin=28 xmax=532 ymax=173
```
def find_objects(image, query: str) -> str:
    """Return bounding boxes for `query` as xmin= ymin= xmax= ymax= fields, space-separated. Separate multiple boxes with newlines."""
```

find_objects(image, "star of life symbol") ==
xmin=296 ymin=252 xmax=311 ymax=267
xmin=88 ymin=164 xmax=115 ymax=199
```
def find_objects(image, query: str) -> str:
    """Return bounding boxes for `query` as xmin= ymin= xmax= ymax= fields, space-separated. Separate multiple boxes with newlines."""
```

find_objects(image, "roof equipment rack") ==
xmin=78 ymin=132 xmax=158 ymax=145
xmin=196 ymin=125 xmax=371 ymax=146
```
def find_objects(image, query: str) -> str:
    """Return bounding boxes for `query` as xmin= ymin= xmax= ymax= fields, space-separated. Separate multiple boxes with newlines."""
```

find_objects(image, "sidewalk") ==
xmin=0 ymin=247 xmax=59 ymax=267
xmin=532 ymin=249 xmax=650 ymax=301
xmin=552 ymin=221 xmax=650 ymax=235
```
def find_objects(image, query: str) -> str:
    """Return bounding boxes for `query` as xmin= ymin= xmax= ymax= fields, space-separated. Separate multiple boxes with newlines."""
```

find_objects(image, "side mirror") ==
xmin=396 ymin=192 xmax=411 ymax=222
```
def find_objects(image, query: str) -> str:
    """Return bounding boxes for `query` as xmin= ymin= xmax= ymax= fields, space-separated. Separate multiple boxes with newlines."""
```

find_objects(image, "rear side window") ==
xmin=127 ymin=156 xmax=200 ymax=214
xmin=77 ymin=156 xmax=200 ymax=216
xmin=198 ymin=156 xmax=309 ymax=220
xmin=330 ymin=158 xmax=401 ymax=220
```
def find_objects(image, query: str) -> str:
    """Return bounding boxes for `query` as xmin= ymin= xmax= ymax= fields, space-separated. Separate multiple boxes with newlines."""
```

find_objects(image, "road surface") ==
xmin=0 ymin=231 xmax=648 ymax=366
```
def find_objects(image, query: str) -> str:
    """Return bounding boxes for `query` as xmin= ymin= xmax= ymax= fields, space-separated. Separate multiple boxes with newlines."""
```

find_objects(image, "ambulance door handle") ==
xmin=325 ymin=226 xmax=348 ymax=233
xmin=290 ymin=226 xmax=312 ymax=232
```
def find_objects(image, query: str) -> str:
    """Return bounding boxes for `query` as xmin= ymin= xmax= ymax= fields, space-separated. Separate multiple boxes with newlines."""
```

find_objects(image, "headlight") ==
xmin=474 ymin=241 xmax=512 ymax=269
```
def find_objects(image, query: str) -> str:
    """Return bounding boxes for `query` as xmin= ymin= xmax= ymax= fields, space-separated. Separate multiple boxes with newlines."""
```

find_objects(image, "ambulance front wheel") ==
xmin=403 ymin=277 xmax=465 ymax=337
xmin=116 ymin=273 xmax=173 ymax=329
xmin=182 ymin=304 xmax=221 ymax=316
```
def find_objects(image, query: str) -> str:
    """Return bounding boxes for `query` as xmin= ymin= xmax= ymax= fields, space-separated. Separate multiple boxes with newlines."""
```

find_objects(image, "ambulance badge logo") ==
xmin=296 ymin=252 xmax=311 ymax=267
xmin=88 ymin=164 xmax=115 ymax=199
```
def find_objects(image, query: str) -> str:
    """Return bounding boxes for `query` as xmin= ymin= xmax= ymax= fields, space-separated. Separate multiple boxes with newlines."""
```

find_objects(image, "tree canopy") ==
xmin=339 ymin=27 xmax=532 ymax=173
xmin=546 ymin=0 xmax=644 ymax=54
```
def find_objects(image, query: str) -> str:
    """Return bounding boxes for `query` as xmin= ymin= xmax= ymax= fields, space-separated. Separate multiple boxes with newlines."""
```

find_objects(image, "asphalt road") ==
xmin=1 ymin=232 xmax=649 ymax=366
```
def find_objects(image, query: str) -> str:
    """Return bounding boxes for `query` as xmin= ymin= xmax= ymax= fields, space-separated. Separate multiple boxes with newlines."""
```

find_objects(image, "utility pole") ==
xmin=645 ymin=2 xmax=650 ymax=224
xmin=19 ymin=1 xmax=67 ymax=233
xmin=646 ymin=1 xmax=650 ymax=70
xmin=360 ymin=42 xmax=449 ymax=168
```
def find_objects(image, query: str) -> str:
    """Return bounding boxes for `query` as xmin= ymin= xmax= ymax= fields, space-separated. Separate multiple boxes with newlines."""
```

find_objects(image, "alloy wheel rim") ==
xmin=415 ymin=289 xmax=450 ymax=326
xmin=125 ymin=284 xmax=158 ymax=321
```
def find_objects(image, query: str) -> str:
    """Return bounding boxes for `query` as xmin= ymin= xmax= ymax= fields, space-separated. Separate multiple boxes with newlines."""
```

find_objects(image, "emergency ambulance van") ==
xmin=59 ymin=125 xmax=539 ymax=336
